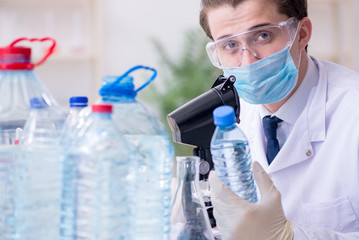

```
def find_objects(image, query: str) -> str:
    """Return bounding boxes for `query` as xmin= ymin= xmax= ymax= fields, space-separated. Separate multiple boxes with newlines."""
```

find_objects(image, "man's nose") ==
xmin=239 ymin=47 xmax=259 ymax=66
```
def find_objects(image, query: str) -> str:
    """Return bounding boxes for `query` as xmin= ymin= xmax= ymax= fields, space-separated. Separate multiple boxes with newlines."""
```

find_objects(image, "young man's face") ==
xmin=207 ymin=0 xmax=293 ymax=67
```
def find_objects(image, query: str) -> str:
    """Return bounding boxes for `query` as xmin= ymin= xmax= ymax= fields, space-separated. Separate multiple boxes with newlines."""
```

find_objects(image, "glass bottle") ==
xmin=171 ymin=156 xmax=214 ymax=240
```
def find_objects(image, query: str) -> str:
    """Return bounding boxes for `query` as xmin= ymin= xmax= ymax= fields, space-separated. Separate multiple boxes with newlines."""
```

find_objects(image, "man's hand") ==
xmin=209 ymin=161 xmax=293 ymax=240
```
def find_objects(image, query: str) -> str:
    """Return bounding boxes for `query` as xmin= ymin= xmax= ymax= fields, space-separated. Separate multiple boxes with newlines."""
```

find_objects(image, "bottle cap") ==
xmin=30 ymin=97 xmax=47 ymax=109
xmin=70 ymin=96 xmax=88 ymax=107
xmin=101 ymin=75 xmax=137 ymax=100
xmin=0 ymin=47 xmax=31 ymax=64
xmin=91 ymin=104 xmax=112 ymax=113
xmin=213 ymin=105 xmax=235 ymax=127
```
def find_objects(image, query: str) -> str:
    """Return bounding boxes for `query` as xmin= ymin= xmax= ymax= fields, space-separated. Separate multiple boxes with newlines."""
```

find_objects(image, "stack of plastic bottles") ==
xmin=0 ymin=37 xmax=175 ymax=240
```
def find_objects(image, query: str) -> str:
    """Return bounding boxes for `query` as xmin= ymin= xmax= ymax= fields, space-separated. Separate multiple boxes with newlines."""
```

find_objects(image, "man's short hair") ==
xmin=199 ymin=0 xmax=308 ymax=40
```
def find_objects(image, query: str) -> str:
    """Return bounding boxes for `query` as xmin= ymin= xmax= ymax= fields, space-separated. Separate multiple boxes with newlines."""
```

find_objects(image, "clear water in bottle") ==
xmin=60 ymin=104 xmax=131 ymax=240
xmin=210 ymin=105 xmax=257 ymax=203
xmin=17 ymin=97 xmax=63 ymax=240
xmin=0 ymin=144 xmax=18 ymax=240
xmin=98 ymin=65 xmax=174 ymax=240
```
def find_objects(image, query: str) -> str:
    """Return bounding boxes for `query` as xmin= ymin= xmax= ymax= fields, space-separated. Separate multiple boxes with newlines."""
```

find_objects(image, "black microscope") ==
xmin=167 ymin=75 xmax=240 ymax=228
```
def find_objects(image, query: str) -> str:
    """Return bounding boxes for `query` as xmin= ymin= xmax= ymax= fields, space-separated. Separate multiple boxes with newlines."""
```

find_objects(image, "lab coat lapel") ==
xmin=267 ymin=57 xmax=327 ymax=174
xmin=267 ymin=114 xmax=313 ymax=174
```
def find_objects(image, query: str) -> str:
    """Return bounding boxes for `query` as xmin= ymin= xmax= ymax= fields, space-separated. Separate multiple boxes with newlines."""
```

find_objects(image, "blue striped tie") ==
xmin=263 ymin=116 xmax=282 ymax=165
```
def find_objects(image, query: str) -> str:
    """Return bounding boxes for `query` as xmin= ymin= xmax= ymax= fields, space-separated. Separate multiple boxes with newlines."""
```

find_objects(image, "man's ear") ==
xmin=298 ymin=17 xmax=312 ymax=51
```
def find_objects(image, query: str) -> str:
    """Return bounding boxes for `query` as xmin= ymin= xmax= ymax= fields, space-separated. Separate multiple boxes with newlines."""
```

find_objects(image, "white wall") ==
xmin=351 ymin=0 xmax=359 ymax=71
xmin=99 ymin=0 xmax=202 ymax=82
xmin=307 ymin=0 xmax=359 ymax=70
xmin=99 ymin=0 xmax=359 ymax=80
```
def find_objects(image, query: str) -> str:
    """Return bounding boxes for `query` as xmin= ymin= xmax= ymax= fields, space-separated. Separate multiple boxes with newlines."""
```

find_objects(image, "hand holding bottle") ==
xmin=209 ymin=162 xmax=293 ymax=240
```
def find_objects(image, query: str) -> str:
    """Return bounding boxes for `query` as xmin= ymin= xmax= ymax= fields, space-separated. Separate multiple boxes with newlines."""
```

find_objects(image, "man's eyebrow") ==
xmin=216 ymin=22 xmax=273 ymax=41
xmin=248 ymin=22 xmax=272 ymax=30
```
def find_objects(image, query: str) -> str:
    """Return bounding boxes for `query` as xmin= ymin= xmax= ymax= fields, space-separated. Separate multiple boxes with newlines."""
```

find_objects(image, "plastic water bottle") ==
xmin=16 ymin=97 xmax=63 ymax=240
xmin=0 ymin=38 xmax=64 ymax=239
xmin=210 ymin=105 xmax=257 ymax=203
xmin=98 ymin=65 xmax=174 ymax=240
xmin=60 ymin=104 xmax=131 ymax=240
xmin=60 ymin=96 xmax=89 ymax=145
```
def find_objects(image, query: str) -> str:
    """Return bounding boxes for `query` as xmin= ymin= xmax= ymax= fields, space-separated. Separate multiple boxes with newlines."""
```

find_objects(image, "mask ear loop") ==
xmin=288 ymin=19 xmax=300 ymax=49
xmin=288 ymin=20 xmax=302 ymax=70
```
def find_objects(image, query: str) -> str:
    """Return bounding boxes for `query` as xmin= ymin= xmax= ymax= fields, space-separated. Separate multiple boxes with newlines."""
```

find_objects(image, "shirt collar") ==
xmin=259 ymin=55 xmax=319 ymax=124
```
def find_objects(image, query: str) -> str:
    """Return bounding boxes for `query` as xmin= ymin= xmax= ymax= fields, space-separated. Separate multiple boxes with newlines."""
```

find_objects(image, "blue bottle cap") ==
xmin=30 ymin=97 xmax=47 ymax=109
xmin=213 ymin=105 xmax=235 ymax=127
xmin=69 ymin=96 xmax=88 ymax=107
xmin=100 ymin=75 xmax=137 ymax=100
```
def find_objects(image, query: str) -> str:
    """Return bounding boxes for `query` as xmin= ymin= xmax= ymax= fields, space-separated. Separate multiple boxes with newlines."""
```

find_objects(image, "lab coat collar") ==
xmin=258 ymin=56 xmax=317 ymax=125
xmin=307 ymin=57 xmax=327 ymax=142
xmin=266 ymin=56 xmax=327 ymax=173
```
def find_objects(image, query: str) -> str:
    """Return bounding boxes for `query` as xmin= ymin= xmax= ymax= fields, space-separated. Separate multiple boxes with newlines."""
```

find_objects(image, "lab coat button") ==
xmin=306 ymin=150 xmax=312 ymax=157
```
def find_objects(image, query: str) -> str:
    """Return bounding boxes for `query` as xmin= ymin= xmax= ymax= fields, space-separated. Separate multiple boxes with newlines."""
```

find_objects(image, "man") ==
xmin=199 ymin=0 xmax=359 ymax=239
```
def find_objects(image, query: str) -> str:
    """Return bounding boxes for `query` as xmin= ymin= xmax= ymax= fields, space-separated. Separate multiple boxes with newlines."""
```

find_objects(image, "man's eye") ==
xmin=222 ymin=41 xmax=239 ymax=50
xmin=256 ymin=32 xmax=272 ymax=42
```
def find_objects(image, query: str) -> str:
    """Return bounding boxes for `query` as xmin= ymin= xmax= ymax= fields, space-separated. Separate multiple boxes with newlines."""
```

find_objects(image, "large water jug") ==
xmin=99 ymin=65 xmax=174 ymax=240
xmin=0 ymin=37 xmax=64 ymax=143
xmin=0 ymin=38 xmax=64 ymax=240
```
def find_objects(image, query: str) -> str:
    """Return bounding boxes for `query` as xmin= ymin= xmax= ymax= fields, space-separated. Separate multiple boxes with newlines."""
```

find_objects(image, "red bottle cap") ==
xmin=91 ymin=104 xmax=113 ymax=113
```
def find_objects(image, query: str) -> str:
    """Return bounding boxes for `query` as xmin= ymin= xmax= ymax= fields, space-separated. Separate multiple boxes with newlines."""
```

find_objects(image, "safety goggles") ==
xmin=206 ymin=17 xmax=299 ymax=69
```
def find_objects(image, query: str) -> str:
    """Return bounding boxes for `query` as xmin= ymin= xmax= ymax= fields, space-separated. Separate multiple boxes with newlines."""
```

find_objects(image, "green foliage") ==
xmin=148 ymin=28 xmax=222 ymax=156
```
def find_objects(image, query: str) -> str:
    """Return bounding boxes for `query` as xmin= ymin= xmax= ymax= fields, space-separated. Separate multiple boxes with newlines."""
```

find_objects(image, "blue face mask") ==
xmin=223 ymin=48 xmax=299 ymax=104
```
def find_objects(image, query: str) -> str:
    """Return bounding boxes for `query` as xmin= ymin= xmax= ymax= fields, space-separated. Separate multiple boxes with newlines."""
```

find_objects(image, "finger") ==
xmin=209 ymin=170 xmax=250 ymax=207
xmin=252 ymin=161 xmax=276 ymax=198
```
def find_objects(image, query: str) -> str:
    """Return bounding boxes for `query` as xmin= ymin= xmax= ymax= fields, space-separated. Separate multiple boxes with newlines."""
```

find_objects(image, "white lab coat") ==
xmin=238 ymin=57 xmax=359 ymax=239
